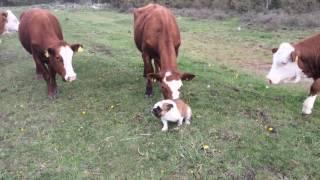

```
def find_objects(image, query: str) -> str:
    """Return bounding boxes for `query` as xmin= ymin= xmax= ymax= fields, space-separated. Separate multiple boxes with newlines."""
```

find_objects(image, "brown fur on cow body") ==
xmin=18 ymin=8 xmax=82 ymax=99
xmin=291 ymin=34 xmax=320 ymax=95
xmin=0 ymin=11 xmax=8 ymax=34
xmin=133 ymin=4 xmax=195 ymax=99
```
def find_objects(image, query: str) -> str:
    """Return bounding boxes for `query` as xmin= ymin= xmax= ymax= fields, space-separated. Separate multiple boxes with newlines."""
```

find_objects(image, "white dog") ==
xmin=152 ymin=99 xmax=192 ymax=131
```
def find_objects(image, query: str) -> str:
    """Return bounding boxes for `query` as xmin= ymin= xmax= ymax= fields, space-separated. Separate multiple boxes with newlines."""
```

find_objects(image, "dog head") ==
xmin=152 ymin=100 xmax=174 ymax=118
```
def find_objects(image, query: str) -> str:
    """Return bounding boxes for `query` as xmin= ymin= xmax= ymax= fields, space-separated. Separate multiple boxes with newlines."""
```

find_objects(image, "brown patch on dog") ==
xmin=161 ymin=103 xmax=173 ymax=115
xmin=173 ymin=99 xmax=190 ymax=118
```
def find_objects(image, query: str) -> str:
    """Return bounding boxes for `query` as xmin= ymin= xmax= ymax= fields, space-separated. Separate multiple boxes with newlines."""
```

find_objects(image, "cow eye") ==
xmin=280 ymin=61 xmax=287 ymax=65
xmin=56 ymin=57 xmax=63 ymax=63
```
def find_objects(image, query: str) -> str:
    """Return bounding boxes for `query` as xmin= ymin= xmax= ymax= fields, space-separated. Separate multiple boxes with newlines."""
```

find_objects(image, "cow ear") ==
xmin=70 ymin=44 xmax=84 ymax=53
xmin=291 ymin=50 xmax=300 ymax=63
xmin=2 ymin=12 xmax=8 ymax=18
xmin=181 ymin=73 xmax=195 ymax=81
xmin=271 ymin=48 xmax=278 ymax=54
xmin=147 ymin=73 xmax=163 ymax=82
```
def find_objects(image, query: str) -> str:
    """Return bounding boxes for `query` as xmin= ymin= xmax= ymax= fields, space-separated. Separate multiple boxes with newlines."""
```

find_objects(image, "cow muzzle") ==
xmin=65 ymin=74 xmax=77 ymax=82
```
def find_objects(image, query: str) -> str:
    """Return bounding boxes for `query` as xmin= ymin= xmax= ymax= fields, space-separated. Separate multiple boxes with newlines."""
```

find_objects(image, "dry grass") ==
xmin=242 ymin=10 xmax=320 ymax=30
xmin=173 ymin=8 xmax=230 ymax=21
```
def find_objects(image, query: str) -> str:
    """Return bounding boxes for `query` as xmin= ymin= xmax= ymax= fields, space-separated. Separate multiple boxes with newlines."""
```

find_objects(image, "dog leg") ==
xmin=173 ymin=118 xmax=184 ymax=130
xmin=178 ymin=118 xmax=183 ymax=127
xmin=185 ymin=107 xmax=192 ymax=125
xmin=185 ymin=117 xmax=191 ymax=125
xmin=161 ymin=119 xmax=168 ymax=132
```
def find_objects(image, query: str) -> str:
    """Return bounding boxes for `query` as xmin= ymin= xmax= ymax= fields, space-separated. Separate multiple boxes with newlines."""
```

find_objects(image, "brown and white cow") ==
xmin=266 ymin=33 xmax=320 ymax=115
xmin=133 ymin=4 xmax=195 ymax=99
xmin=19 ymin=8 xmax=83 ymax=99
xmin=0 ymin=10 xmax=19 ymax=34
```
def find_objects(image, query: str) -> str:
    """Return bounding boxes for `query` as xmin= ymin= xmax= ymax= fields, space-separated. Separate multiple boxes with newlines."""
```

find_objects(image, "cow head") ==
xmin=45 ymin=43 xmax=83 ymax=82
xmin=266 ymin=43 xmax=302 ymax=84
xmin=4 ymin=10 xmax=19 ymax=33
xmin=148 ymin=71 xmax=195 ymax=99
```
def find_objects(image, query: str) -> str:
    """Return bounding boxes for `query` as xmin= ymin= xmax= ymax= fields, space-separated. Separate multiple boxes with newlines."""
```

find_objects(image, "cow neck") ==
xmin=293 ymin=44 xmax=316 ymax=79
xmin=159 ymin=43 xmax=178 ymax=71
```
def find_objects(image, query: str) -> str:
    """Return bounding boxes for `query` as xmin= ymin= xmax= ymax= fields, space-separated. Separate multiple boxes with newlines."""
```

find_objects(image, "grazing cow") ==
xmin=266 ymin=33 xmax=320 ymax=114
xmin=19 ymin=8 xmax=83 ymax=99
xmin=133 ymin=4 xmax=195 ymax=99
xmin=0 ymin=10 xmax=19 ymax=34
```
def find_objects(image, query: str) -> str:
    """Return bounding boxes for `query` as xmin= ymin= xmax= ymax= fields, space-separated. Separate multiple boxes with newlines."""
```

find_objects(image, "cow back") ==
xmin=19 ymin=8 xmax=63 ymax=54
xmin=294 ymin=34 xmax=320 ymax=78
xmin=133 ymin=4 xmax=180 ymax=58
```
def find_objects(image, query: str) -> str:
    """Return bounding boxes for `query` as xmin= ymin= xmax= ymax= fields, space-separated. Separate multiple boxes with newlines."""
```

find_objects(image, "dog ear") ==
xmin=165 ymin=103 xmax=173 ymax=111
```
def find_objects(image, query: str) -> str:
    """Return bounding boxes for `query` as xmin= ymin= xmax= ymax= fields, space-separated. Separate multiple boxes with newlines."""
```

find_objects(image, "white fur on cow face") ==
xmin=302 ymin=95 xmax=317 ymax=115
xmin=4 ymin=10 xmax=19 ymax=33
xmin=60 ymin=46 xmax=76 ymax=82
xmin=266 ymin=43 xmax=303 ymax=84
xmin=163 ymin=72 xmax=183 ymax=99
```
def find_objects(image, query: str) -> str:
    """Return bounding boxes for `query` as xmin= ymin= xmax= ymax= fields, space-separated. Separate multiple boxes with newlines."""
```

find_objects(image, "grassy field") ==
xmin=1 ymin=6 xmax=320 ymax=179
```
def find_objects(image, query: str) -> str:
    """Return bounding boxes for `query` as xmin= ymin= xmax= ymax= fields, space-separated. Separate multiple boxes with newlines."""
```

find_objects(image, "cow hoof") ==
xmin=48 ymin=95 xmax=57 ymax=100
xmin=48 ymin=90 xmax=58 ymax=100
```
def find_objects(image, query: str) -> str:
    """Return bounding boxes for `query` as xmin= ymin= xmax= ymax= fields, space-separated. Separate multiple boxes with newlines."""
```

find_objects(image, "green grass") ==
xmin=1 ymin=7 xmax=320 ymax=179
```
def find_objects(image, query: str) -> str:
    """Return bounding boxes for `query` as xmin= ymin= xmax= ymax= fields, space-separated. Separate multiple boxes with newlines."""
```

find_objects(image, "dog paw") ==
xmin=173 ymin=127 xmax=180 ymax=131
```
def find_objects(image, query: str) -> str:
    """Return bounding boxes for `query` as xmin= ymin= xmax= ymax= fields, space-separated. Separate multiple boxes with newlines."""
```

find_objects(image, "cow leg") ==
xmin=34 ymin=63 xmax=43 ymax=80
xmin=154 ymin=58 xmax=160 ymax=73
xmin=31 ymin=45 xmax=45 ymax=80
xmin=32 ymin=54 xmax=55 ymax=99
xmin=302 ymin=79 xmax=320 ymax=114
xmin=32 ymin=55 xmax=49 ymax=81
xmin=47 ymin=66 xmax=58 ymax=99
xmin=142 ymin=53 xmax=154 ymax=97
